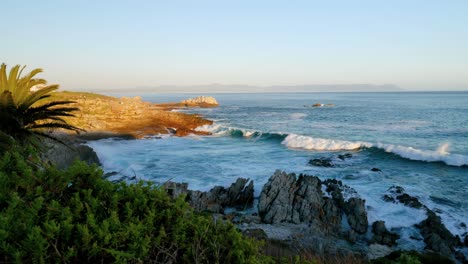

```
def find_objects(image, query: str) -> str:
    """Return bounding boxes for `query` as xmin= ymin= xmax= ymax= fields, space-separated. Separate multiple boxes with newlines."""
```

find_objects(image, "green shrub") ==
xmin=0 ymin=149 xmax=269 ymax=263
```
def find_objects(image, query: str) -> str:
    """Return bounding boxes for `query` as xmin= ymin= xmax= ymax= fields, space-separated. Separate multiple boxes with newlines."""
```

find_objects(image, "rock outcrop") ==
xmin=416 ymin=210 xmax=462 ymax=256
xmin=371 ymin=221 xmax=400 ymax=246
xmin=164 ymin=178 xmax=254 ymax=213
xmin=383 ymin=186 xmax=424 ymax=209
xmin=181 ymin=96 xmax=219 ymax=106
xmin=41 ymin=136 xmax=100 ymax=169
xmin=344 ymin=198 xmax=368 ymax=234
xmin=258 ymin=170 xmax=368 ymax=235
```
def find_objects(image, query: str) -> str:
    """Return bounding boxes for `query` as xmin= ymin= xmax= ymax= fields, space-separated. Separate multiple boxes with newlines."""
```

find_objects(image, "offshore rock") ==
xmin=383 ymin=186 xmax=424 ymax=209
xmin=371 ymin=221 xmax=400 ymax=246
xmin=308 ymin=157 xmax=334 ymax=167
xmin=181 ymin=96 xmax=219 ymax=106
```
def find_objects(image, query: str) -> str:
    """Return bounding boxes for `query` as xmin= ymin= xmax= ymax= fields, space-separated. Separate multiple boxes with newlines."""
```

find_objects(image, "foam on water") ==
xmin=280 ymin=133 xmax=468 ymax=167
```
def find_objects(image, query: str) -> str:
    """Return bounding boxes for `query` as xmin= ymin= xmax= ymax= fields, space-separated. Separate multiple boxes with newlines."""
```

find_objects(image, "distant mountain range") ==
xmin=129 ymin=84 xmax=402 ymax=93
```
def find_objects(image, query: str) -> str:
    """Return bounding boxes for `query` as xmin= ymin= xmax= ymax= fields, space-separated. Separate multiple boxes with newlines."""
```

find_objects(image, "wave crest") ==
xmin=281 ymin=134 xmax=371 ymax=151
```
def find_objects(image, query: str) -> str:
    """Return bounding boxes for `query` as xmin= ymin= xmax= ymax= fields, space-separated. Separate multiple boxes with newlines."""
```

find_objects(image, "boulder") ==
xmin=371 ymin=221 xmax=400 ymax=246
xmin=344 ymin=197 xmax=368 ymax=234
xmin=370 ymin=167 xmax=382 ymax=172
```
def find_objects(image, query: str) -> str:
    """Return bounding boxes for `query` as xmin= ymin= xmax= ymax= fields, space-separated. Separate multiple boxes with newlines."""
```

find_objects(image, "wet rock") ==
xmin=344 ymin=197 xmax=368 ymax=234
xmin=371 ymin=167 xmax=382 ymax=172
xmin=242 ymin=228 xmax=268 ymax=240
xmin=383 ymin=186 xmax=424 ymax=209
xmin=337 ymin=153 xmax=353 ymax=160
xmin=465 ymin=235 xmax=468 ymax=247
xmin=371 ymin=221 xmax=400 ymax=246
xmin=416 ymin=210 xmax=461 ymax=256
xmin=308 ymin=157 xmax=334 ymax=167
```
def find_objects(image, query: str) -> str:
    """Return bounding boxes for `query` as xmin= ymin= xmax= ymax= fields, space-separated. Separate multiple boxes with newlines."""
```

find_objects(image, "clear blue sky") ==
xmin=2 ymin=0 xmax=468 ymax=91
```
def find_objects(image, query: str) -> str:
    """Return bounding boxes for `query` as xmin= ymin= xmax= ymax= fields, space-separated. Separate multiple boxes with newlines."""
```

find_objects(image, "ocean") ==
xmin=87 ymin=92 xmax=468 ymax=250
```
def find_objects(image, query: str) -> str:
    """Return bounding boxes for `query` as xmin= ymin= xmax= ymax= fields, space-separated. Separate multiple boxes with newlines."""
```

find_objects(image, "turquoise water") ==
xmin=88 ymin=92 xmax=468 ymax=247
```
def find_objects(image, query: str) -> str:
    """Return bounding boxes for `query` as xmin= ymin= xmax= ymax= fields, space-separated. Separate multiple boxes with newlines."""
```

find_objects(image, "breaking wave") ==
xmin=196 ymin=125 xmax=467 ymax=167
xmin=282 ymin=134 xmax=467 ymax=167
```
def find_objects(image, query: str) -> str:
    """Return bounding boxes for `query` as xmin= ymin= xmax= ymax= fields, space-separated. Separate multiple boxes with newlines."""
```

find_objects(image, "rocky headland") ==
xmin=47 ymin=92 xmax=217 ymax=139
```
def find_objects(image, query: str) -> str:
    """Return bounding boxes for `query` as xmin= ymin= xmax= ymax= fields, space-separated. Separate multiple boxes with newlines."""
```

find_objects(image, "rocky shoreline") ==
xmin=161 ymin=170 xmax=467 ymax=263
xmin=42 ymin=93 xmax=467 ymax=263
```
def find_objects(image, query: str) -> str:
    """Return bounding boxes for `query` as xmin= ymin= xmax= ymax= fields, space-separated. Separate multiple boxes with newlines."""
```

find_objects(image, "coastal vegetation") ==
xmin=0 ymin=64 xmax=266 ymax=263
xmin=0 ymin=64 xmax=81 ymax=147
xmin=0 ymin=64 xmax=459 ymax=263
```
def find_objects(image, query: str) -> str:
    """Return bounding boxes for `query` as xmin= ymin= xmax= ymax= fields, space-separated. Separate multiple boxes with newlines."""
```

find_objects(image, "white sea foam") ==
xmin=282 ymin=134 xmax=372 ymax=151
xmin=281 ymin=134 xmax=468 ymax=166
xmin=290 ymin=113 xmax=307 ymax=120
xmin=375 ymin=142 xmax=467 ymax=167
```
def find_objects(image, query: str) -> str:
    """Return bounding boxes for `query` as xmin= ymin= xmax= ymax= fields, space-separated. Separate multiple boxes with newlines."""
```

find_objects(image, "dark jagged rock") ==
xmin=258 ymin=170 xmax=368 ymax=236
xmin=322 ymin=198 xmax=342 ymax=232
xmin=42 ymin=137 xmax=100 ymax=169
xmin=258 ymin=171 xmax=324 ymax=224
xmin=308 ymin=157 xmax=334 ymax=167
xmin=164 ymin=178 xmax=254 ymax=213
xmin=416 ymin=210 xmax=462 ymax=256
xmin=371 ymin=221 xmax=400 ymax=246
xmin=371 ymin=168 xmax=382 ymax=172
xmin=344 ymin=197 xmax=368 ymax=234
xmin=396 ymin=193 xmax=423 ymax=209
xmin=337 ymin=153 xmax=353 ymax=160
xmin=383 ymin=186 xmax=424 ymax=209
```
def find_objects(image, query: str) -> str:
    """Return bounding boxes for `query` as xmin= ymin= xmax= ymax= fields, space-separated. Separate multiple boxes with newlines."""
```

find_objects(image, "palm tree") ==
xmin=0 ymin=63 xmax=83 ymax=146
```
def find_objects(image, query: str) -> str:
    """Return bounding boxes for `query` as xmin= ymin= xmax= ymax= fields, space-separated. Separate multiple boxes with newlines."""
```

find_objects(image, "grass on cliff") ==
xmin=0 ymin=146 xmax=269 ymax=263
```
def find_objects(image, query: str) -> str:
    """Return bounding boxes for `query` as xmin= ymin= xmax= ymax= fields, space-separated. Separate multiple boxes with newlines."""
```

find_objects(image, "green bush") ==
xmin=0 ymin=149 xmax=269 ymax=263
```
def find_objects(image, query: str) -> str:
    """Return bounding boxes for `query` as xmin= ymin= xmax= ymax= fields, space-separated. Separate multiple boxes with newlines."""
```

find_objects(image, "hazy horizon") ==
xmin=2 ymin=1 xmax=468 ymax=91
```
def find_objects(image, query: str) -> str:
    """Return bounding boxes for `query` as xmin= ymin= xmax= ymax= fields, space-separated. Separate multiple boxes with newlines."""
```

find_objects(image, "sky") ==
xmin=2 ymin=0 xmax=468 ymax=91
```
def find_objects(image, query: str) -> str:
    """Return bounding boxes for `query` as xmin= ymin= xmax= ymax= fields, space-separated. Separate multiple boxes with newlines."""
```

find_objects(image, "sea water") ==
xmin=87 ymin=92 xmax=468 ymax=248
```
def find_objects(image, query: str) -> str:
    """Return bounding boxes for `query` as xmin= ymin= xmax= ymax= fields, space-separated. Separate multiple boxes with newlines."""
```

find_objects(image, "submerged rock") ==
xmin=308 ymin=157 xmax=334 ymax=167
xmin=337 ymin=153 xmax=353 ymax=160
